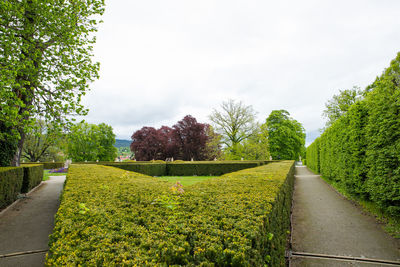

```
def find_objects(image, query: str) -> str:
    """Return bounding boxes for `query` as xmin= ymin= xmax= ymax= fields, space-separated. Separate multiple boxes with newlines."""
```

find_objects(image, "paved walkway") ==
xmin=290 ymin=165 xmax=400 ymax=266
xmin=0 ymin=175 xmax=65 ymax=267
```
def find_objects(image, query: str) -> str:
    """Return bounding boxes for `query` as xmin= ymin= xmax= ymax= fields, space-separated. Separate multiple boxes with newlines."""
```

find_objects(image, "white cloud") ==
xmin=83 ymin=0 xmax=400 ymax=142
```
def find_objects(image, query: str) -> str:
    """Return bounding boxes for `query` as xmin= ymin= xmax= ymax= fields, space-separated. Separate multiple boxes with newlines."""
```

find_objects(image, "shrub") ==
xmin=46 ymin=161 xmax=294 ymax=266
xmin=0 ymin=167 xmax=23 ymax=209
xmin=21 ymin=164 xmax=44 ymax=193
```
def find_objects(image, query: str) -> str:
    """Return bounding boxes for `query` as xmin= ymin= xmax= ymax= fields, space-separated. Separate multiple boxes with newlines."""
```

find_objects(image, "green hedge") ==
xmin=21 ymin=162 xmax=64 ymax=169
xmin=166 ymin=161 xmax=262 ymax=176
xmin=102 ymin=162 xmax=166 ymax=176
xmin=0 ymin=167 xmax=24 ymax=209
xmin=46 ymin=161 xmax=295 ymax=266
xmin=307 ymin=52 xmax=400 ymax=217
xmin=21 ymin=164 xmax=44 ymax=193
xmin=306 ymin=137 xmax=320 ymax=173
xmin=73 ymin=160 xmax=269 ymax=176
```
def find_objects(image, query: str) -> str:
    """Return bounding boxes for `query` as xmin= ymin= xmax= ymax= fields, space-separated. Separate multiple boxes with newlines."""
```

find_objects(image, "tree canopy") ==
xmin=209 ymin=99 xmax=258 ymax=149
xmin=0 ymin=0 xmax=105 ymax=165
xmin=322 ymin=86 xmax=364 ymax=128
xmin=67 ymin=122 xmax=117 ymax=162
xmin=22 ymin=119 xmax=65 ymax=162
xmin=130 ymin=115 xmax=220 ymax=161
xmin=266 ymin=110 xmax=305 ymax=160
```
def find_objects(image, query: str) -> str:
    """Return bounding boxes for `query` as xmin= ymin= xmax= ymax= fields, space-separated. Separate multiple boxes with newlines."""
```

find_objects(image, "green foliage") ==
xmin=307 ymin=52 xmax=400 ymax=217
xmin=67 ymin=122 xmax=118 ymax=162
xmin=22 ymin=119 xmax=65 ymax=162
xmin=46 ymin=161 xmax=294 ymax=266
xmin=322 ymin=86 xmax=364 ymax=128
xmin=21 ymin=164 xmax=44 ymax=193
xmin=0 ymin=121 xmax=18 ymax=166
xmin=166 ymin=161 xmax=263 ymax=176
xmin=0 ymin=0 xmax=105 ymax=165
xmin=306 ymin=138 xmax=320 ymax=173
xmin=72 ymin=161 xmax=269 ymax=177
xmin=233 ymin=123 xmax=270 ymax=160
xmin=0 ymin=167 xmax=23 ymax=209
xmin=209 ymin=99 xmax=258 ymax=149
xmin=22 ymin=162 xmax=64 ymax=170
xmin=266 ymin=110 xmax=305 ymax=160
xmin=101 ymin=162 xmax=167 ymax=177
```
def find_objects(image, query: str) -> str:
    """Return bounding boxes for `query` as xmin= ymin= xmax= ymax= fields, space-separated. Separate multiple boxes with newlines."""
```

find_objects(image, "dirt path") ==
xmin=290 ymin=165 xmax=400 ymax=266
xmin=0 ymin=175 xmax=65 ymax=267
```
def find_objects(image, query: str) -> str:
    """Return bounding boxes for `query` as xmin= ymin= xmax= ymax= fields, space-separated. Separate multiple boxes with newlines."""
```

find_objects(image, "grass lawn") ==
xmin=157 ymin=176 xmax=218 ymax=186
xmin=43 ymin=169 xmax=67 ymax=181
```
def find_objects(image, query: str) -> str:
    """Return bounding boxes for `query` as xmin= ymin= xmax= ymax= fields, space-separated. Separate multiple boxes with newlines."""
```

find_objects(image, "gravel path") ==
xmin=0 ymin=175 xmax=65 ymax=267
xmin=290 ymin=166 xmax=400 ymax=266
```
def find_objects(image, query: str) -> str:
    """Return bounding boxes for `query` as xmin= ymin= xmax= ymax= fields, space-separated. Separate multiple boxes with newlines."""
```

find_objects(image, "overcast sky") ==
xmin=82 ymin=0 xmax=400 ymax=145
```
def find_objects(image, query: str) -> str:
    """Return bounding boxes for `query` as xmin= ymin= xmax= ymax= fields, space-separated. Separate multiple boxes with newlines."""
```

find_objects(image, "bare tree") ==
xmin=209 ymin=99 xmax=258 ymax=148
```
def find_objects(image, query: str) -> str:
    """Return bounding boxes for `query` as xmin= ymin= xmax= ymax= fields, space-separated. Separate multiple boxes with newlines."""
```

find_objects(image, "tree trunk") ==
xmin=11 ymin=131 xmax=26 ymax=167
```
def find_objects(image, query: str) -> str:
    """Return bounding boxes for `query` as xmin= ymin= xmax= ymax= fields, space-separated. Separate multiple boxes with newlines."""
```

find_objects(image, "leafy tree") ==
xmin=172 ymin=115 xmax=210 ymax=160
xmin=130 ymin=115 xmax=220 ymax=161
xmin=67 ymin=122 xmax=117 ymax=162
xmin=266 ymin=110 xmax=305 ymax=160
xmin=235 ymin=124 xmax=270 ymax=160
xmin=0 ymin=1 xmax=105 ymax=166
xmin=0 ymin=121 xmax=18 ymax=166
xmin=204 ymin=126 xmax=223 ymax=160
xmin=22 ymin=119 xmax=65 ymax=162
xmin=209 ymin=99 xmax=258 ymax=151
xmin=131 ymin=127 xmax=168 ymax=161
xmin=322 ymin=86 xmax=364 ymax=128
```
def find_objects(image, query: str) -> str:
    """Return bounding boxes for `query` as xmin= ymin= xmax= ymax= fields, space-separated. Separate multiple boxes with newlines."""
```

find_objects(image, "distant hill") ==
xmin=114 ymin=139 xmax=131 ymax=148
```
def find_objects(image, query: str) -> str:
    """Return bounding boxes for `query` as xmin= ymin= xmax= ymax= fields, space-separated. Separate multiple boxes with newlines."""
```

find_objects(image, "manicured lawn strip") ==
xmin=46 ymin=161 xmax=295 ymax=266
xmin=43 ymin=170 xmax=67 ymax=181
xmin=157 ymin=176 xmax=218 ymax=186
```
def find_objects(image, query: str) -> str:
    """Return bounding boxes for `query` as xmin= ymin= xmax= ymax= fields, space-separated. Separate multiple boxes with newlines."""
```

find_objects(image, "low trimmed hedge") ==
xmin=0 ymin=167 xmax=24 ymax=209
xmin=72 ymin=160 xmax=269 ymax=176
xmin=21 ymin=164 xmax=44 ymax=193
xmin=21 ymin=162 xmax=64 ymax=169
xmin=102 ymin=162 xmax=166 ymax=176
xmin=166 ymin=161 xmax=262 ymax=176
xmin=46 ymin=161 xmax=294 ymax=266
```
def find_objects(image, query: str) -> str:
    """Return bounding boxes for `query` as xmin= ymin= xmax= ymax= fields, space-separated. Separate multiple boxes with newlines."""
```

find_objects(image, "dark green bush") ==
xmin=102 ymin=162 xmax=166 ymax=176
xmin=21 ymin=164 xmax=44 ymax=193
xmin=0 ymin=167 xmax=23 ymax=209
xmin=46 ymin=161 xmax=295 ymax=266
xmin=72 ymin=160 xmax=269 ymax=177
xmin=0 ymin=122 xmax=18 ymax=167
xmin=307 ymin=52 xmax=400 ymax=217
xmin=166 ymin=161 xmax=261 ymax=176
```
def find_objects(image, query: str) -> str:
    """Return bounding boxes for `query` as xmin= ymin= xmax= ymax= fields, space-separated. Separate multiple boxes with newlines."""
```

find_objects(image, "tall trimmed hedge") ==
xmin=21 ymin=164 xmax=44 ymax=193
xmin=46 ymin=161 xmax=295 ymax=266
xmin=0 ymin=167 xmax=23 ymax=209
xmin=307 ymin=53 xmax=400 ymax=216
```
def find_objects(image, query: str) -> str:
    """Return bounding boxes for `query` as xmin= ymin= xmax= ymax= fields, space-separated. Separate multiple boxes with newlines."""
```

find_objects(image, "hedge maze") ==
xmin=46 ymin=160 xmax=295 ymax=266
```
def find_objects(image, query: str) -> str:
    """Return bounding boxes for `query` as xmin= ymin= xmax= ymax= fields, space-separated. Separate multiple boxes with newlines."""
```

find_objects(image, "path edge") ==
xmin=0 ymin=181 xmax=44 ymax=217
